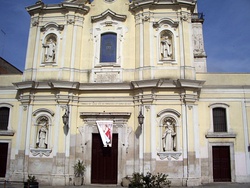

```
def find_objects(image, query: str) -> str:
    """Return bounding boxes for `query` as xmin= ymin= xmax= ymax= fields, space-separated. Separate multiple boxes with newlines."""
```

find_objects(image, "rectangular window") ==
xmin=0 ymin=107 xmax=9 ymax=130
xmin=100 ymin=33 xmax=117 ymax=63
xmin=213 ymin=108 xmax=227 ymax=132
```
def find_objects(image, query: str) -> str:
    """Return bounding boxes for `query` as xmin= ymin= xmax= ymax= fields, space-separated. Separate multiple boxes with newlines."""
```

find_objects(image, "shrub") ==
xmin=73 ymin=160 xmax=85 ymax=177
xmin=129 ymin=172 xmax=171 ymax=188
xmin=27 ymin=175 xmax=37 ymax=183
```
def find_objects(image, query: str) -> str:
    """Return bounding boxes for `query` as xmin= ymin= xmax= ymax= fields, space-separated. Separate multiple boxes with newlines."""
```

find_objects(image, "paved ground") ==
xmin=1 ymin=182 xmax=250 ymax=188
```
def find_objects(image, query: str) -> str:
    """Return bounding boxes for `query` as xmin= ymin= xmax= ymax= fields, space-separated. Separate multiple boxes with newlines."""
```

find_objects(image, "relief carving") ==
xmin=94 ymin=71 xmax=121 ymax=83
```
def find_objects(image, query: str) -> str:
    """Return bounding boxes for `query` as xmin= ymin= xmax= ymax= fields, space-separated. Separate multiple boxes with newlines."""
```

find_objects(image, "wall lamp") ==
xmin=138 ymin=111 xmax=144 ymax=126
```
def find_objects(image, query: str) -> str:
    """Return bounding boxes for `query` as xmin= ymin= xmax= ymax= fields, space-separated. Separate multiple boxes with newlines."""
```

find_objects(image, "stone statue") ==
xmin=160 ymin=35 xmax=172 ymax=59
xmin=43 ymin=38 xmax=56 ymax=62
xmin=36 ymin=123 xmax=48 ymax=149
xmin=162 ymin=118 xmax=176 ymax=152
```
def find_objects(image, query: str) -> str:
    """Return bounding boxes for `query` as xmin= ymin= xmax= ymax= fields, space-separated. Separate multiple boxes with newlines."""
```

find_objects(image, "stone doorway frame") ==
xmin=79 ymin=112 xmax=131 ymax=185
xmin=208 ymin=142 xmax=235 ymax=183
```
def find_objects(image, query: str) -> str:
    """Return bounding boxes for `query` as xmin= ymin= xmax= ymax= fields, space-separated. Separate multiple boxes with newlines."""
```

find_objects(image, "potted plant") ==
xmin=24 ymin=175 xmax=39 ymax=188
xmin=73 ymin=160 xmax=85 ymax=186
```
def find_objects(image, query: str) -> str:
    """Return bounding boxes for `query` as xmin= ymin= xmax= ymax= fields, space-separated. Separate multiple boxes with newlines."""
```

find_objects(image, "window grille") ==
xmin=0 ymin=107 xmax=10 ymax=130
xmin=213 ymin=107 xmax=227 ymax=132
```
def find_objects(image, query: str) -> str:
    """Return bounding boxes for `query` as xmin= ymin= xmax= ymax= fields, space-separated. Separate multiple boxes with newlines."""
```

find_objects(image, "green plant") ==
xmin=129 ymin=172 xmax=144 ymax=188
xmin=27 ymin=175 xmax=37 ymax=183
xmin=151 ymin=173 xmax=171 ymax=188
xmin=143 ymin=172 xmax=154 ymax=188
xmin=129 ymin=172 xmax=171 ymax=188
xmin=73 ymin=160 xmax=85 ymax=177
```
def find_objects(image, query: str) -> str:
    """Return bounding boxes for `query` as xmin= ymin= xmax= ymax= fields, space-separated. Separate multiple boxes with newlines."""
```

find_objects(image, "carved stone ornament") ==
xmin=104 ymin=0 xmax=115 ymax=2
xmin=30 ymin=148 xmax=52 ymax=157
xmin=157 ymin=152 xmax=182 ymax=160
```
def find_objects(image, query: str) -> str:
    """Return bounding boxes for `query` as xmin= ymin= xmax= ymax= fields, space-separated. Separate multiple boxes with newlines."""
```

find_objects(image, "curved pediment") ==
xmin=157 ymin=109 xmax=181 ymax=118
xmin=153 ymin=18 xmax=179 ymax=29
xmin=91 ymin=9 xmax=127 ymax=23
xmin=40 ymin=22 xmax=64 ymax=32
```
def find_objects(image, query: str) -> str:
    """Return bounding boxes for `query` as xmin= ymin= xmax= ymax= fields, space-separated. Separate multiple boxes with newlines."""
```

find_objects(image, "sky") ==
xmin=0 ymin=0 xmax=250 ymax=73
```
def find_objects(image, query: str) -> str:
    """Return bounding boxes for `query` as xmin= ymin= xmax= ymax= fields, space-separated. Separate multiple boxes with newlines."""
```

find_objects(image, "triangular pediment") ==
xmin=91 ymin=9 xmax=127 ymax=23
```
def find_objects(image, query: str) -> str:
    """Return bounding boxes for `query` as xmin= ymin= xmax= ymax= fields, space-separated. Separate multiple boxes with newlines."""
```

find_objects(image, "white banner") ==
xmin=96 ymin=121 xmax=113 ymax=147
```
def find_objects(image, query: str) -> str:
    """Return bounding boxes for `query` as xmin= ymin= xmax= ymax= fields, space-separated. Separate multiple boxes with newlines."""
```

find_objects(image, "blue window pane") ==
xmin=100 ymin=33 xmax=117 ymax=63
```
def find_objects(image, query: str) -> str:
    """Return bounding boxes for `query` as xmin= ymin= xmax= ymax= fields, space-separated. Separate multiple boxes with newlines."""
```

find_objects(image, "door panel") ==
xmin=0 ymin=143 xmax=8 ymax=177
xmin=91 ymin=133 xmax=118 ymax=184
xmin=212 ymin=146 xmax=231 ymax=182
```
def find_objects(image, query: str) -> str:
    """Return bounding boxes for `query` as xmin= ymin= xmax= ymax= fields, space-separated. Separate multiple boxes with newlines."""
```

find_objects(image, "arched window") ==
xmin=100 ymin=33 xmax=117 ymax=63
xmin=213 ymin=107 xmax=227 ymax=132
xmin=0 ymin=107 xmax=10 ymax=130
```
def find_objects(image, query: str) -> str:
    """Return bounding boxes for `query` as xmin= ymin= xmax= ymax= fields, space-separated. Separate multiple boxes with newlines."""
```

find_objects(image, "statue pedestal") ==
xmin=30 ymin=148 xmax=52 ymax=157
xmin=157 ymin=151 xmax=182 ymax=160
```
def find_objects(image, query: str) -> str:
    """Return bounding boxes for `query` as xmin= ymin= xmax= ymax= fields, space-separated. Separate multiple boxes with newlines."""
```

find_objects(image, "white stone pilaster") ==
xmin=70 ymin=24 xmax=78 ymax=82
xmin=151 ymin=105 xmax=156 ymax=159
xmin=14 ymin=105 xmax=24 ymax=157
xmin=182 ymin=103 xmax=188 ymax=179
xmin=53 ymin=105 xmax=61 ymax=156
xmin=59 ymin=24 xmax=68 ymax=79
xmin=242 ymin=100 xmax=250 ymax=175
xmin=139 ymin=16 xmax=144 ymax=80
xmin=25 ymin=105 xmax=33 ymax=155
xmin=179 ymin=18 xmax=185 ymax=79
xmin=193 ymin=105 xmax=200 ymax=158
xmin=65 ymin=105 xmax=72 ymax=157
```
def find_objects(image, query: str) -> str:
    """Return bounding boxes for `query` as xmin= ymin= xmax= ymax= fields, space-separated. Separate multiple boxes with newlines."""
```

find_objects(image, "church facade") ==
xmin=0 ymin=0 xmax=250 ymax=186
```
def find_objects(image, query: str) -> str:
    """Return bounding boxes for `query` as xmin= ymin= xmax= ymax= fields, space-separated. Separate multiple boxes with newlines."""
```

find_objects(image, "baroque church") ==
xmin=0 ymin=0 xmax=250 ymax=186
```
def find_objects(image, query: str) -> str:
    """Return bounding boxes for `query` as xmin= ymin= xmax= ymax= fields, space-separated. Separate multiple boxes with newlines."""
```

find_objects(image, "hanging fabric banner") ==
xmin=96 ymin=121 xmax=113 ymax=147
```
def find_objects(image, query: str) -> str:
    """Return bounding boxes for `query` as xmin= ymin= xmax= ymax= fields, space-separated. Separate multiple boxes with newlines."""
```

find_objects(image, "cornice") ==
xmin=13 ymin=81 xmax=35 ymax=90
xmin=13 ymin=79 xmax=205 ymax=91
xmin=0 ymin=130 xmax=15 ymax=136
xmin=129 ymin=0 xmax=197 ymax=12
xmin=131 ymin=79 xmax=204 ymax=89
xmin=80 ymin=112 xmax=131 ymax=119
xmin=26 ymin=2 xmax=90 ymax=16
xmin=50 ymin=81 xmax=80 ymax=89
xmin=205 ymin=132 xmax=236 ymax=138
xmin=177 ymin=79 xmax=205 ymax=88
xmin=131 ymin=79 xmax=160 ymax=89
xmin=79 ymin=83 xmax=132 ymax=90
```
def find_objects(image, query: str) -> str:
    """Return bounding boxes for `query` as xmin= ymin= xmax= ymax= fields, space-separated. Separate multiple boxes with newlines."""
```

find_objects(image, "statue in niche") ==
xmin=162 ymin=117 xmax=176 ymax=152
xmin=43 ymin=36 xmax=56 ymax=62
xmin=36 ymin=117 xmax=49 ymax=149
xmin=160 ymin=33 xmax=172 ymax=60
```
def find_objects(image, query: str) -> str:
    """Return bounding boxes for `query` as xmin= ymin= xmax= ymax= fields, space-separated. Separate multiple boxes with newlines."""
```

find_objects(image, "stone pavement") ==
xmin=1 ymin=182 xmax=250 ymax=188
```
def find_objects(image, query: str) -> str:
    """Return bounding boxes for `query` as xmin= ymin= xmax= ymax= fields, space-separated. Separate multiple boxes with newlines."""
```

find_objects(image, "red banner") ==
xmin=96 ymin=121 xmax=113 ymax=147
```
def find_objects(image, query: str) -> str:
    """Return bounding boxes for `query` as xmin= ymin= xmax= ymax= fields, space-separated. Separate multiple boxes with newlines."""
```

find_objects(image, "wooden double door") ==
xmin=0 ymin=143 xmax=8 ymax=177
xmin=212 ymin=146 xmax=231 ymax=182
xmin=91 ymin=133 xmax=118 ymax=184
